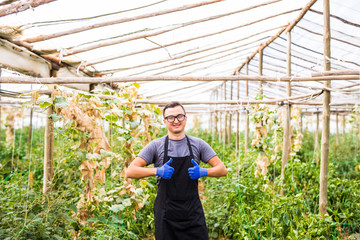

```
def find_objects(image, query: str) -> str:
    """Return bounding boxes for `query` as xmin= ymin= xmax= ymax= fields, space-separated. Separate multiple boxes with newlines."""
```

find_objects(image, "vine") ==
xmin=35 ymin=83 xmax=162 ymax=234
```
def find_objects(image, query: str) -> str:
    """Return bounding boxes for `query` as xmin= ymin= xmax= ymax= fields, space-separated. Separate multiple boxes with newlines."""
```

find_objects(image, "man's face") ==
xmin=163 ymin=105 xmax=187 ymax=134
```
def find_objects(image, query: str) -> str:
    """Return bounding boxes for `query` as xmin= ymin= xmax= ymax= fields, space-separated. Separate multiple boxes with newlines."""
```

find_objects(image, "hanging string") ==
xmin=16 ymin=105 xmax=35 ymax=240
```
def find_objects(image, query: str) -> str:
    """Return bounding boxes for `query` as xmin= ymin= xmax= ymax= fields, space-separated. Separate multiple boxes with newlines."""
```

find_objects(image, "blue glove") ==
xmin=188 ymin=159 xmax=207 ymax=179
xmin=156 ymin=158 xmax=174 ymax=179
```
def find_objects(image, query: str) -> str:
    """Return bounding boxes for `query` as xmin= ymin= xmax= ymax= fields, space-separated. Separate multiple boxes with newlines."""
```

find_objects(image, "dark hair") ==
xmin=162 ymin=101 xmax=186 ymax=117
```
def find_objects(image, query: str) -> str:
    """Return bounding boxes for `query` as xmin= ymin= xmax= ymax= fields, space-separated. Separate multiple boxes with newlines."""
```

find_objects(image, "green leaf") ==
xmin=282 ymin=212 xmax=290 ymax=226
xmin=133 ymin=82 xmax=140 ymax=89
xmin=49 ymin=113 xmax=63 ymax=122
xmin=110 ymin=204 xmax=125 ymax=213
xmin=105 ymin=114 xmax=119 ymax=122
xmin=54 ymin=96 xmax=69 ymax=108
xmin=154 ymin=106 xmax=162 ymax=115
xmin=38 ymin=96 xmax=53 ymax=108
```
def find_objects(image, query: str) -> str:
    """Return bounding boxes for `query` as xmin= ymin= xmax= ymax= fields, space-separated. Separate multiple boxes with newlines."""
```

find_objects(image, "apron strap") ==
xmin=164 ymin=135 xmax=169 ymax=163
xmin=185 ymin=135 xmax=195 ymax=160
xmin=163 ymin=135 xmax=194 ymax=162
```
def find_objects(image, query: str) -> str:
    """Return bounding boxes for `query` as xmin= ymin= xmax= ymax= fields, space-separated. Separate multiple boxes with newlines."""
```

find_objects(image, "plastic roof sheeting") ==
xmin=0 ymin=0 xmax=359 ymax=107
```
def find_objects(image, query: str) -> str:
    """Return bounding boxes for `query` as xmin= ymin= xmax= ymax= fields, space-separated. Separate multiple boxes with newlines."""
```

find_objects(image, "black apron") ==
xmin=154 ymin=135 xmax=208 ymax=240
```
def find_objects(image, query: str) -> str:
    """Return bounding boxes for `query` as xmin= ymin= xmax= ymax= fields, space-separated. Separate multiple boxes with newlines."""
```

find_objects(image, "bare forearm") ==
xmin=207 ymin=163 xmax=227 ymax=177
xmin=126 ymin=165 xmax=157 ymax=179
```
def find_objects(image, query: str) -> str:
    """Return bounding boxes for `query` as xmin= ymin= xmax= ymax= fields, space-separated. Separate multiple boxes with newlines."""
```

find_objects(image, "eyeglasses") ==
xmin=164 ymin=114 xmax=186 ymax=123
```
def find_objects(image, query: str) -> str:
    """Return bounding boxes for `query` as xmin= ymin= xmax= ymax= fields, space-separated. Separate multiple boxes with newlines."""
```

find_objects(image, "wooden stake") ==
xmin=224 ymin=82 xmax=228 ymax=143
xmin=281 ymin=31 xmax=292 ymax=194
xmin=319 ymin=0 xmax=331 ymax=216
xmin=258 ymin=49 xmax=264 ymax=97
xmin=228 ymin=81 xmax=233 ymax=145
xmin=245 ymin=63 xmax=249 ymax=156
xmin=341 ymin=115 xmax=346 ymax=140
xmin=43 ymin=104 xmax=54 ymax=194
xmin=336 ymin=113 xmax=339 ymax=145
xmin=27 ymin=108 xmax=33 ymax=152
xmin=236 ymin=79 xmax=240 ymax=153
xmin=315 ymin=111 xmax=320 ymax=165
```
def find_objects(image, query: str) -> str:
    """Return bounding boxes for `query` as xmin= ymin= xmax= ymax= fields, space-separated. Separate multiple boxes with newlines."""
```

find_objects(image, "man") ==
xmin=126 ymin=101 xmax=227 ymax=240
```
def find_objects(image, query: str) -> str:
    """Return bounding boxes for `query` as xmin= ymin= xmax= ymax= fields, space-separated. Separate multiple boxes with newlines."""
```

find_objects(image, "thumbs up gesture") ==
xmin=188 ymin=159 xmax=208 ymax=179
xmin=156 ymin=158 xmax=175 ymax=179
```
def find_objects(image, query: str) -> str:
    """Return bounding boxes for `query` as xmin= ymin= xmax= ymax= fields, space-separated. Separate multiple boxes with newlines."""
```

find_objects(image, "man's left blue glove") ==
xmin=188 ymin=159 xmax=207 ymax=179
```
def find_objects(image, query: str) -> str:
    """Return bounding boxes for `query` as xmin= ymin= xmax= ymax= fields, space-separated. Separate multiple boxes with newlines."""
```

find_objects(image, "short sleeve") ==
xmin=137 ymin=140 xmax=158 ymax=165
xmin=199 ymin=139 xmax=217 ymax=163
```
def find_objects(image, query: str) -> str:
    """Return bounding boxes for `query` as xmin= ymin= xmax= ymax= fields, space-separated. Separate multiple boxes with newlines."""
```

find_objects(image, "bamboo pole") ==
xmin=27 ymin=108 xmax=33 ymax=152
xmin=0 ymin=73 xmax=1 ymax=143
xmin=341 ymin=115 xmax=345 ymax=140
xmin=43 ymin=103 xmax=54 ymax=194
xmin=236 ymin=78 xmax=240 ymax=153
xmin=309 ymin=9 xmax=360 ymax=28
xmin=215 ymin=91 xmax=219 ymax=138
xmin=23 ymin=0 xmax=223 ymax=43
xmin=219 ymin=87 xmax=222 ymax=143
xmin=1 ymin=74 xmax=358 ymax=84
xmin=258 ymin=49 xmax=264 ymax=97
xmin=281 ymin=31 xmax=292 ymax=194
xmin=336 ymin=113 xmax=339 ymax=145
xmin=224 ymin=82 xmax=228 ymax=143
xmin=319 ymin=0 xmax=331 ymax=216
xmin=315 ymin=111 xmax=320 ymax=165
xmin=0 ymin=104 xmax=1 ymax=143
xmin=41 ymin=0 xmax=283 ymax=59
xmin=0 ymin=0 xmax=56 ymax=17
xmin=233 ymin=26 xmax=287 ymax=74
xmin=234 ymin=0 xmax=319 ymax=75
xmin=312 ymin=69 xmax=360 ymax=77
xmin=146 ymin=43 xmax=256 ymax=76
xmin=285 ymin=0 xmax=318 ymax=33
xmin=245 ymin=63 xmax=249 ymax=156
xmin=97 ymin=27 xmax=281 ymax=71
xmin=228 ymin=81 xmax=233 ymax=145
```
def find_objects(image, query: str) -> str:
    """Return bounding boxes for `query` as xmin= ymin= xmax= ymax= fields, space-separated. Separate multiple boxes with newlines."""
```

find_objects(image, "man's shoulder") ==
xmin=186 ymin=135 xmax=207 ymax=144
xmin=149 ymin=135 xmax=167 ymax=145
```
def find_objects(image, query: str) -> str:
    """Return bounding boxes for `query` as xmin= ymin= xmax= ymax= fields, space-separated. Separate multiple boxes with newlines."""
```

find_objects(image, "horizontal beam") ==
xmin=0 ymin=74 xmax=359 ymax=84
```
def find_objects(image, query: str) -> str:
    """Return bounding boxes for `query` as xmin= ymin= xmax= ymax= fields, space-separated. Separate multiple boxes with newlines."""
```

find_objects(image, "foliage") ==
xmin=198 ymin=128 xmax=360 ymax=240
xmin=0 ymin=96 xmax=359 ymax=239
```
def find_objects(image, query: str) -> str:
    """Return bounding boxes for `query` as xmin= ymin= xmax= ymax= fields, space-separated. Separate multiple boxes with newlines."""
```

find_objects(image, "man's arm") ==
xmin=206 ymin=156 xmax=227 ymax=177
xmin=125 ymin=157 xmax=157 ymax=179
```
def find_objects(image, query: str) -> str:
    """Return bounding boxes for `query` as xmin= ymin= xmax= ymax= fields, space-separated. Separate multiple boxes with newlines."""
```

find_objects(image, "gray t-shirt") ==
xmin=138 ymin=135 xmax=217 ymax=167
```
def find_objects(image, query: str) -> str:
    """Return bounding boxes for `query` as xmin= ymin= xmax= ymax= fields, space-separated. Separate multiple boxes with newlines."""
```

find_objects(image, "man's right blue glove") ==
xmin=156 ymin=158 xmax=174 ymax=179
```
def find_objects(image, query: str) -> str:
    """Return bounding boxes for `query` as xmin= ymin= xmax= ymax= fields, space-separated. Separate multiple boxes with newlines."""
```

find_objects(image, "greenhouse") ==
xmin=0 ymin=0 xmax=359 ymax=239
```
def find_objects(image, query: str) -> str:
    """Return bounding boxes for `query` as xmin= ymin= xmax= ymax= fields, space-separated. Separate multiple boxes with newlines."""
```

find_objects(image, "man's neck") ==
xmin=168 ymin=132 xmax=185 ymax=140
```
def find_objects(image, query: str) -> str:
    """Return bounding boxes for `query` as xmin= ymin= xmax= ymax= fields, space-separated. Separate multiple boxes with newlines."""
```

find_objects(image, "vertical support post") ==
xmin=0 ymin=104 xmax=1 ymax=143
xmin=236 ymin=79 xmax=240 ymax=153
xmin=43 ymin=99 xmax=54 ymax=194
xmin=245 ymin=62 xmax=249 ymax=156
xmin=224 ymin=82 xmax=228 ymax=143
xmin=281 ymin=31 xmax=292 ymax=191
xmin=341 ymin=115 xmax=345 ymax=140
xmin=315 ymin=111 xmax=320 ymax=165
xmin=336 ymin=113 xmax=339 ymax=145
xmin=28 ymin=108 xmax=33 ymax=152
xmin=215 ymin=91 xmax=218 ymax=138
xmin=319 ymin=0 xmax=331 ymax=216
xmin=258 ymin=49 xmax=263 ymax=97
xmin=228 ymin=81 xmax=233 ymax=145
xmin=219 ymin=87 xmax=222 ymax=143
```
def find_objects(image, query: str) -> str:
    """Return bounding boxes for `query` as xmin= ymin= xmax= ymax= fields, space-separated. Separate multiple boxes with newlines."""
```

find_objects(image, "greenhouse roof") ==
xmin=0 ymin=0 xmax=359 ymax=111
